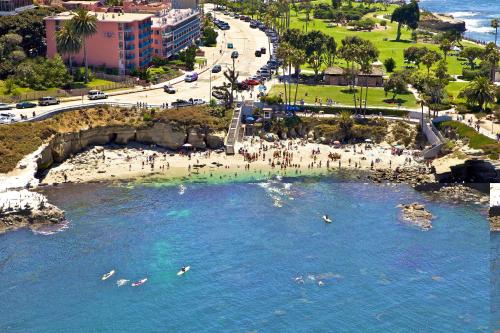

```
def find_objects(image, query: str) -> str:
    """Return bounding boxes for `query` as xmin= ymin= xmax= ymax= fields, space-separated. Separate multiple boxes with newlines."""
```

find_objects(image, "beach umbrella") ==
xmin=246 ymin=116 xmax=255 ymax=122
xmin=365 ymin=139 xmax=372 ymax=143
xmin=333 ymin=140 xmax=340 ymax=144
xmin=182 ymin=143 xmax=193 ymax=148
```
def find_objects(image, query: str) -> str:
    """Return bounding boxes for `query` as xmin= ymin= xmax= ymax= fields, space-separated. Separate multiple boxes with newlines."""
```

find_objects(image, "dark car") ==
xmin=255 ymin=50 xmax=261 ymax=57
xmin=16 ymin=101 xmax=37 ymax=109
xmin=163 ymin=85 xmax=176 ymax=94
xmin=212 ymin=64 xmax=222 ymax=73
xmin=260 ymin=47 xmax=266 ymax=54
xmin=211 ymin=90 xmax=225 ymax=100
xmin=231 ymin=51 xmax=239 ymax=59
xmin=236 ymin=81 xmax=249 ymax=91
xmin=171 ymin=99 xmax=192 ymax=108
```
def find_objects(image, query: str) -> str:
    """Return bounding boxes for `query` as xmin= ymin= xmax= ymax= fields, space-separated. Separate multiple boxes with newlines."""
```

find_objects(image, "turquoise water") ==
xmin=0 ymin=177 xmax=492 ymax=332
xmin=420 ymin=0 xmax=499 ymax=44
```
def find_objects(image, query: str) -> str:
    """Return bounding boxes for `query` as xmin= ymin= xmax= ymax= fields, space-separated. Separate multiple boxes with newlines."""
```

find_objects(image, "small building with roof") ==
xmin=323 ymin=66 xmax=384 ymax=87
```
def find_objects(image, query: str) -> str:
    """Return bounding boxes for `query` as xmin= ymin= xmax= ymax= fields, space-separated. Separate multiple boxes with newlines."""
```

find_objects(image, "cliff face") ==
xmin=419 ymin=12 xmax=466 ymax=33
xmin=36 ymin=122 xmax=225 ymax=171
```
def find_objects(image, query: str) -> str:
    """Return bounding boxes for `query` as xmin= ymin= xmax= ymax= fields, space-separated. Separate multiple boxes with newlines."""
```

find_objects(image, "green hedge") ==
xmin=296 ymin=105 xmax=410 ymax=117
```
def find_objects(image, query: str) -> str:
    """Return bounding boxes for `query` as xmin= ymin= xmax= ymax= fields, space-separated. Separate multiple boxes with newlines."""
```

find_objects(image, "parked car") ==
xmin=16 ymin=101 xmax=37 ymax=109
xmin=236 ymin=81 xmax=249 ymax=91
xmin=189 ymin=98 xmax=205 ymax=105
xmin=250 ymin=21 xmax=258 ymax=28
xmin=245 ymin=78 xmax=260 ymax=86
xmin=255 ymin=50 xmax=261 ymax=57
xmin=212 ymin=64 xmax=222 ymax=73
xmin=171 ymin=99 xmax=192 ymax=108
xmin=231 ymin=51 xmax=239 ymax=59
xmin=38 ymin=96 xmax=60 ymax=106
xmin=227 ymin=42 xmax=233 ymax=49
xmin=212 ymin=91 xmax=225 ymax=100
xmin=184 ymin=72 xmax=198 ymax=82
xmin=260 ymin=47 xmax=266 ymax=54
xmin=163 ymin=85 xmax=176 ymax=94
xmin=0 ymin=103 xmax=12 ymax=110
xmin=87 ymin=90 xmax=108 ymax=100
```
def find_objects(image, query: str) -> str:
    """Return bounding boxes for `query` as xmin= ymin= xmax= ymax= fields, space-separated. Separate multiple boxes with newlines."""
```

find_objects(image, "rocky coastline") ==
xmin=0 ymin=190 xmax=66 ymax=234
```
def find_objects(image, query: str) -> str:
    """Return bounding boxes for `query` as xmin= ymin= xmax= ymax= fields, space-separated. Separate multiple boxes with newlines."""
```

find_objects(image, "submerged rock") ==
xmin=398 ymin=202 xmax=434 ymax=231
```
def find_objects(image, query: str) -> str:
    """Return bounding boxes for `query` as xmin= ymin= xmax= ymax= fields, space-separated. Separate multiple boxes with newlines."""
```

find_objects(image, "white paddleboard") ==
xmin=177 ymin=266 xmax=190 ymax=276
xmin=116 ymin=279 xmax=129 ymax=287
xmin=101 ymin=270 xmax=115 ymax=280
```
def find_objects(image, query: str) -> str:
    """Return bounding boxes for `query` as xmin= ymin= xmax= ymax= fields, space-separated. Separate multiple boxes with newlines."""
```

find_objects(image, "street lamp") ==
xmin=420 ymin=99 xmax=425 ymax=130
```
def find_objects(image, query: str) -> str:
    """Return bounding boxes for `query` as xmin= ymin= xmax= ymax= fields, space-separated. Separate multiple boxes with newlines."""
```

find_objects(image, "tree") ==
xmin=324 ymin=36 xmax=337 ymax=68
xmin=403 ymin=46 xmax=428 ymax=68
xmin=439 ymin=38 xmax=452 ymax=60
xmin=331 ymin=0 xmax=341 ymax=9
xmin=357 ymin=40 xmax=380 ymax=114
xmin=56 ymin=21 xmax=82 ymax=75
xmin=276 ymin=42 xmax=293 ymax=108
xmin=460 ymin=77 xmax=496 ymax=111
xmin=384 ymin=71 xmax=407 ymax=102
xmin=492 ymin=18 xmax=499 ymax=46
xmin=71 ymin=8 xmax=97 ymax=83
xmin=482 ymin=42 xmax=500 ymax=81
xmin=339 ymin=36 xmax=365 ymax=110
xmin=421 ymin=50 xmax=441 ymax=76
xmin=304 ymin=31 xmax=328 ymax=78
xmin=202 ymin=26 xmax=218 ymax=46
xmin=300 ymin=1 xmax=313 ymax=32
xmin=290 ymin=48 xmax=306 ymax=104
xmin=434 ymin=59 xmax=449 ymax=81
xmin=383 ymin=57 xmax=396 ymax=72
xmin=337 ymin=111 xmax=353 ymax=141
xmin=459 ymin=47 xmax=483 ymax=70
xmin=223 ymin=65 xmax=239 ymax=107
xmin=391 ymin=0 xmax=420 ymax=41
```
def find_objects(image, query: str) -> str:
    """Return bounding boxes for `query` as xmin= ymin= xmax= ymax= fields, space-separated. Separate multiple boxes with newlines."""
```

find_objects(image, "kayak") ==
xmin=322 ymin=216 xmax=332 ymax=223
xmin=101 ymin=270 xmax=115 ymax=281
xmin=177 ymin=266 xmax=190 ymax=276
xmin=131 ymin=278 xmax=148 ymax=287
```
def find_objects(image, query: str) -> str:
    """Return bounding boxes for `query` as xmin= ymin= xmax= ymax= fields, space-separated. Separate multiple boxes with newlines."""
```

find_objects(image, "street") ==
xmin=9 ymin=6 xmax=272 ymax=120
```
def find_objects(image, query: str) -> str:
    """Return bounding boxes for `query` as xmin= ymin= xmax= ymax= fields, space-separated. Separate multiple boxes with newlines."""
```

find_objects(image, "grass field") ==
xmin=437 ymin=121 xmax=499 ymax=158
xmin=288 ymin=2 xmax=478 ymax=76
xmin=446 ymin=81 xmax=468 ymax=103
xmin=269 ymin=84 xmax=419 ymax=109
xmin=0 ymin=79 xmax=116 ymax=97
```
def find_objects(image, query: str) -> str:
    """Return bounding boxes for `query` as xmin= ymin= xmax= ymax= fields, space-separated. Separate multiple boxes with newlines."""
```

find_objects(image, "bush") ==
xmin=383 ymin=58 xmax=396 ymax=72
xmin=380 ymin=20 xmax=387 ymax=27
xmin=462 ymin=67 xmax=490 ymax=81
xmin=350 ymin=19 xmax=375 ymax=31
xmin=260 ymin=95 xmax=283 ymax=104
xmin=202 ymin=26 xmax=218 ymax=46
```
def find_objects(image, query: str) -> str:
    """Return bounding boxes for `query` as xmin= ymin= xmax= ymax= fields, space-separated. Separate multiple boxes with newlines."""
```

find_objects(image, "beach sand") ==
xmin=41 ymin=138 xmax=427 ymax=185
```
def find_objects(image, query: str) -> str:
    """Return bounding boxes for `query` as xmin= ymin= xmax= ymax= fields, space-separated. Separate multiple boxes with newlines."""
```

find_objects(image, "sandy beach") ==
xmin=40 ymin=138 xmax=430 ymax=185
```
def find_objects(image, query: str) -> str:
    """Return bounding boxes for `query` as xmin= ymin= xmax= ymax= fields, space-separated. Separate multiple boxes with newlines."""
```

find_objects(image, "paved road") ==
xmin=9 ymin=6 xmax=271 ymax=121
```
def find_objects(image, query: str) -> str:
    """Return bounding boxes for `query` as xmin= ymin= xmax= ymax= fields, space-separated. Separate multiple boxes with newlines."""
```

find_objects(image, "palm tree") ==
xmin=461 ymin=77 xmax=496 ymax=111
xmin=492 ymin=18 xmax=499 ymax=46
xmin=71 ymin=8 xmax=97 ymax=83
xmin=277 ymin=42 xmax=293 ymax=109
xmin=56 ymin=21 xmax=82 ymax=76
xmin=291 ymin=48 xmax=305 ymax=105
xmin=439 ymin=38 xmax=452 ymax=61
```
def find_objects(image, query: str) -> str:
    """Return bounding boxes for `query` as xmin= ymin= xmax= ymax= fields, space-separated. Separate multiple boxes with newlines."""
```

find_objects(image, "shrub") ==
xmin=383 ymin=58 xmax=396 ymax=72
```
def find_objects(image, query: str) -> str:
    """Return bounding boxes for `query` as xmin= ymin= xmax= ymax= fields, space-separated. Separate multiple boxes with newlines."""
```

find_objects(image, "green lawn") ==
xmin=269 ymin=84 xmax=419 ymax=109
xmin=437 ymin=121 xmax=499 ymax=158
xmin=446 ymin=81 xmax=468 ymax=103
xmin=0 ymin=78 xmax=116 ymax=96
xmin=288 ymin=3 xmax=479 ymax=76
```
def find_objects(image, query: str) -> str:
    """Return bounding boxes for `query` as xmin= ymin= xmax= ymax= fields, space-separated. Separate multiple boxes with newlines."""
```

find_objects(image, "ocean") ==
xmin=0 ymin=177 xmax=493 ymax=332
xmin=419 ymin=0 xmax=500 ymax=44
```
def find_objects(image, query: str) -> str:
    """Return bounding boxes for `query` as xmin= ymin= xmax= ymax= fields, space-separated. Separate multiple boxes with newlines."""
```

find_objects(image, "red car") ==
xmin=244 ymin=79 xmax=260 ymax=86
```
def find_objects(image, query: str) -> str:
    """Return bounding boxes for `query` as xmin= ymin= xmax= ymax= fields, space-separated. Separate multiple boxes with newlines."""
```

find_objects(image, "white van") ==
xmin=88 ymin=90 xmax=108 ymax=100
xmin=184 ymin=72 xmax=198 ymax=82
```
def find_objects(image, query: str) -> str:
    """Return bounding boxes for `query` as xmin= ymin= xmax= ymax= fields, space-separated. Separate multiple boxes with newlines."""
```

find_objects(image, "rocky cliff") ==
xmin=419 ymin=12 xmax=466 ymax=33
xmin=36 ymin=122 xmax=226 ymax=171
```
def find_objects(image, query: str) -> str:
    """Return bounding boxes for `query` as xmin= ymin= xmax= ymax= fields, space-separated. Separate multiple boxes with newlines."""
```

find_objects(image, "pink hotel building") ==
xmin=45 ymin=9 xmax=200 ymax=74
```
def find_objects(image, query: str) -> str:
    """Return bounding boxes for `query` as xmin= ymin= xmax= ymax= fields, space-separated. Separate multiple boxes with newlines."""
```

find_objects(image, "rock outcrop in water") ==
xmin=0 ymin=190 xmax=66 ymax=234
xmin=398 ymin=202 xmax=434 ymax=230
